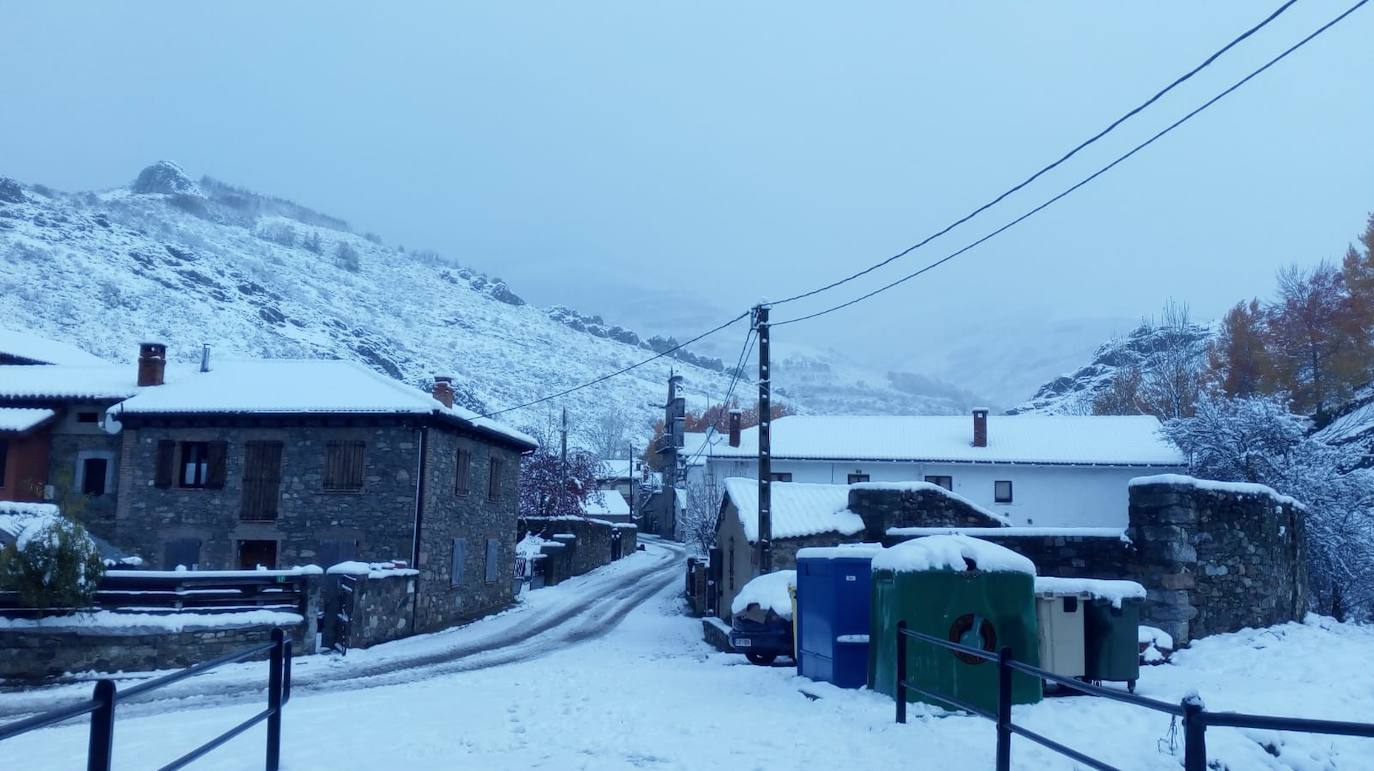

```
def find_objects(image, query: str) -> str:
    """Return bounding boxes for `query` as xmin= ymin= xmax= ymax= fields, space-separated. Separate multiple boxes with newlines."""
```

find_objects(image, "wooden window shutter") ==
xmin=455 ymin=449 xmax=471 ymax=494
xmin=205 ymin=441 xmax=228 ymax=489
xmin=154 ymin=440 xmax=175 ymax=488
xmin=451 ymin=538 xmax=467 ymax=587
xmin=484 ymin=538 xmax=500 ymax=583
xmin=324 ymin=440 xmax=365 ymax=490
xmin=242 ymin=441 xmax=284 ymax=520
xmin=487 ymin=458 xmax=502 ymax=501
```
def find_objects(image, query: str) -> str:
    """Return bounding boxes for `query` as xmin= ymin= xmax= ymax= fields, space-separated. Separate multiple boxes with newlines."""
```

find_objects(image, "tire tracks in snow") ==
xmin=0 ymin=538 xmax=686 ymax=723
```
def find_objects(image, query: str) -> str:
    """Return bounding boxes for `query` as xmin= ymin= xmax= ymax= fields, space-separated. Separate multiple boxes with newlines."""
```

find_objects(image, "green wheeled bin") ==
xmin=1084 ymin=596 xmax=1142 ymax=691
xmin=868 ymin=535 xmax=1042 ymax=715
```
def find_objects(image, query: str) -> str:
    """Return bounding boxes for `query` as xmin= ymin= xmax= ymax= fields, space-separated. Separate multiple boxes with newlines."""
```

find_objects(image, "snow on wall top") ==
xmin=1129 ymin=473 xmax=1303 ymax=508
xmin=0 ymin=407 xmax=55 ymax=433
xmin=106 ymin=359 xmax=535 ymax=448
xmin=583 ymin=489 xmax=630 ymax=517
xmin=730 ymin=569 xmax=797 ymax=619
xmin=870 ymin=534 xmax=1036 ymax=576
xmin=710 ymin=414 xmax=1185 ymax=467
xmin=723 ymin=477 xmax=863 ymax=543
xmin=850 ymin=481 xmax=1010 ymax=524
xmin=0 ymin=327 xmax=110 ymax=366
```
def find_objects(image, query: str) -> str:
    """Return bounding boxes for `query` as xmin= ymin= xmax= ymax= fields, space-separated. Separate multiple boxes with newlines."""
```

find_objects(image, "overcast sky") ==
xmin=4 ymin=1 xmax=1372 ymax=405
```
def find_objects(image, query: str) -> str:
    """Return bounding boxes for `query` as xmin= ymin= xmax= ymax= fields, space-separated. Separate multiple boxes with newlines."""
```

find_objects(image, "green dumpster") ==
xmin=868 ymin=535 xmax=1042 ymax=714
xmin=1084 ymin=595 xmax=1142 ymax=690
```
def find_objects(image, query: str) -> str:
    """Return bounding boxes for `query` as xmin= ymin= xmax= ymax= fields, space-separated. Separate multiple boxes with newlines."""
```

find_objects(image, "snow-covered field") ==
xmin=4 ymin=558 xmax=1372 ymax=770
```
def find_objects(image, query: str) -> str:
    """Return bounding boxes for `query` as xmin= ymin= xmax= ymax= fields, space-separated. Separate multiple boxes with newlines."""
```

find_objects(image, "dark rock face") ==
xmin=0 ymin=178 xmax=25 ymax=204
xmin=132 ymin=161 xmax=202 ymax=196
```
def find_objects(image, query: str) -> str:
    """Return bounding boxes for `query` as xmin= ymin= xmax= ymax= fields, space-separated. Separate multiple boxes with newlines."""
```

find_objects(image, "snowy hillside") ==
xmin=771 ymin=343 xmax=987 ymax=416
xmin=1009 ymin=322 xmax=1215 ymax=415
xmin=0 ymin=163 xmax=742 ymax=438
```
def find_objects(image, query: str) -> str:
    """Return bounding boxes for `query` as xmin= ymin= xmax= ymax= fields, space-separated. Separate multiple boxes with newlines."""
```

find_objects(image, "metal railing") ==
xmin=0 ymin=628 xmax=293 ymax=771
xmin=893 ymin=621 xmax=1374 ymax=771
xmin=0 ymin=569 xmax=313 ymax=617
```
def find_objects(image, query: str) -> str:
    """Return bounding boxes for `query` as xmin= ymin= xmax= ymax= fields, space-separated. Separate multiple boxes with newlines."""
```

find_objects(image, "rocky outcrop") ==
xmin=132 ymin=161 xmax=203 ymax=197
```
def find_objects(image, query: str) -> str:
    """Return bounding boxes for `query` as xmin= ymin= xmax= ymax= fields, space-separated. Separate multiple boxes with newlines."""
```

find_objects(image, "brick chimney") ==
xmin=137 ymin=343 xmax=166 ymax=387
xmin=972 ymin=408 xmax=988 ymax=448
xmin=432 ymin=375 xmax=455 ymax=409
xmin=728 ymin=409 xmax=742 ymax=447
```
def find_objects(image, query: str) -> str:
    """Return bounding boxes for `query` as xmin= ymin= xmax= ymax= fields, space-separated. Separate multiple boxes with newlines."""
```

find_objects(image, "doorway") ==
xmin=237 ymin=539 xmax=278 ymax=570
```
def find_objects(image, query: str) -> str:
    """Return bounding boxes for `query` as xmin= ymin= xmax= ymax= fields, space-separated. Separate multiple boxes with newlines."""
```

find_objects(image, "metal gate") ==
xmin=332 ymin=574 xmax=357 ymax=655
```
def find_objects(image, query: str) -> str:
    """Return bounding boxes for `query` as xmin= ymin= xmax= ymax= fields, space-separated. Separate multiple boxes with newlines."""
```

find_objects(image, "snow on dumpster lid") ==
xmin=795 ymin=544 xmax=884 ymax=560
xmin=1035 ymin=577 xmax=1146 ymax=607
xmin=870 ymin=535 xmax=1035 ymax=576
xmin=730 ymin=569 xmax=797 ymax=620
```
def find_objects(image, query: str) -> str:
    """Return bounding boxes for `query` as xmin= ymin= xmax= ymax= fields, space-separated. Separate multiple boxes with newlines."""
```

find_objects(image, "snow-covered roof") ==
xmin=107 ymin=359 xmax=535 ymax=448
xmin=1130 ymin=474 xmax=1303 ymax=508
xmin=0 ymin=407 xmax=55 ymax=433
xmin=0 ymin=365 xmax=141 ymax=400
xmin=722 ymin=477 xmax=863 ymax=543
xmin=870 ymin=535 xmax=1036 ymax=575
xmin=682 ymin=431 xmax=720 ymax=466
xmin=730 ymin=569 xmax=796 ymax=619
xmin=0 ymin=328 xmax=109 ymax=366
xmin=709 ymin=414 xmax=1185 ymax=467
xmin=583 ymin=489 xmax=630 ymax=517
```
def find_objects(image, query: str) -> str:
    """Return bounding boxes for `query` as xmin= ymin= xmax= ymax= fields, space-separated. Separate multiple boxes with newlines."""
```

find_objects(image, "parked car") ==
xmin=728 ymin=570 xmax=796 ymax=665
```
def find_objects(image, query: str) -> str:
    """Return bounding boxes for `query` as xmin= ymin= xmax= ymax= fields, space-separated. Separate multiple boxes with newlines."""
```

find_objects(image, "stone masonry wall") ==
xmin=848 ymin=485 xmax=1007 ymax=542
xmin=520 ymin=516 xmax=637 ymax=578
xmin=340 ymin=572 xmax=417 ymax=649
xmin=114 ymin=422 xmax=420 ymax=570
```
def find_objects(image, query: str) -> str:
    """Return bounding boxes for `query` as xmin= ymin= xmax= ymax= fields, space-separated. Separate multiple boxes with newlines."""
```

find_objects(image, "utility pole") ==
xmin=753 ymin=304 xmax=772 ymax=573
xmin=560 ymin=405 xmax=569 ymax=511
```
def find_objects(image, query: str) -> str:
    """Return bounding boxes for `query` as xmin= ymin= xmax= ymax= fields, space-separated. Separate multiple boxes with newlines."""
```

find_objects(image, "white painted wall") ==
xmin=705 ymin=457 xmax=1183 ymax=527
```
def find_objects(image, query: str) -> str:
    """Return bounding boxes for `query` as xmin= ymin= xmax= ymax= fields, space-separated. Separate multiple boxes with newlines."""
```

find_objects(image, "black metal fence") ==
xmin=0 ymin=569 xmax=313 ymax=618
xmin=893 ymin=621 xmax=1374 ymax=771
xmin=0 ymin=628 xmax=293 ymax=771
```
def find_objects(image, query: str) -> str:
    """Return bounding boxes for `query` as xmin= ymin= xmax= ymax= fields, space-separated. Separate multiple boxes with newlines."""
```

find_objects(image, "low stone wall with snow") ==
xmin=519 ymin=517 xmax=637 ymax=578
xmin=1127 ymin=476 xmax=1306 ymax=646
xmin=0 ymin=611 xmax=305 ymax=681
xmin=324 ymin=563 xmax=419 ymax=650
xmin=849 ymin=483 xmax=1007 ymax=542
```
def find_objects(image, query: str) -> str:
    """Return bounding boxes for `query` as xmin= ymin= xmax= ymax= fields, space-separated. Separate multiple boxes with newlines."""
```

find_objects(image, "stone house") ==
xmin=1 ymin=339 xmax=537 ymax=633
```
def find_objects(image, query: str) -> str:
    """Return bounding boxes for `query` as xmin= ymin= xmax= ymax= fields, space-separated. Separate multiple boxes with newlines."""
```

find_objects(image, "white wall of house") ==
xmin=705 ymin=458 xmax=1182 ymax=527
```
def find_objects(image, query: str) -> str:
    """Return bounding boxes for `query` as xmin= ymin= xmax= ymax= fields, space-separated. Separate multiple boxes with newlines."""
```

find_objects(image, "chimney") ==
xmin=432 ymin=375 xmax=455 ymax=409
xmin=199 ymin=343 xmax=211 ymax=373
xmin=137 ymin=342 xmax=166 ymax=387
xmin=972 ymin=408 xmax=989 ymax=448
xmin=728 ymin=409 xmax=742 ymax=448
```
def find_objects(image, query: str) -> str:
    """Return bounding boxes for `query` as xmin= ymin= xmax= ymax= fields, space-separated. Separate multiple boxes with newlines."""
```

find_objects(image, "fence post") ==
xmin=895 ymin=621 xmax=908 ymax=724
xmin=1182 ymin=695 xmax=1206 ymax=771
xmin=995 ymin=647 xmax=1012 ymax=771
xmin=266 ymin=628 xmax=284 ymax=771
xmin=283 ymin=638 xmax=293 ymax=705
xmin=86 ymin=679 xmax=116 ymax=771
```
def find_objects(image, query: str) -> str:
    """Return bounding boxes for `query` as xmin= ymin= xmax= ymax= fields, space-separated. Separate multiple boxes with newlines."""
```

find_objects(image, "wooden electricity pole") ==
xmin=753 ymin=304 xmax=772 ymax=573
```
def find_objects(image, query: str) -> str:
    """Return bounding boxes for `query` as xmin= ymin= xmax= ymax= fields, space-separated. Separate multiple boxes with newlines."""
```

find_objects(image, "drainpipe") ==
xmin=409 ymin=425 xmax=430 ymax=634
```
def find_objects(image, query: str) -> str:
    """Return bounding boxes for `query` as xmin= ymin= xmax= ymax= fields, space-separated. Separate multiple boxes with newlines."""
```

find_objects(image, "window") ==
xmin=237 ymin=539 xmax=278 ymax=570
xmin=487 ymin=458 xmax=503 ymax=501
xmin=925 ymin=475 xmax=953 ymax=491
xmin=241 ymin=441 xmax=284 ymax=520
xmin=76 ymin=412 xmax=99 ymax=424
xmin=81 ymin=457 xmax=108 ymax=496
xmin=450 ymin=538 xmax=468 ymax=587
xmin=768 ymin=472 xmax=792 ymax=482
xmin=162 ymin=538 xmax=201 ymax=570
xmin=323 ymin=441 xmax=366 ymax=491
xmin=176 ymin=441 xmax=225 ymax=489
xmin=455 ymin=448 xmax=472 ymax=495
xmin=483 ymin=538 xmax=501 ymax=583
xmin=0 ymin=440 xmax=8 ymax=487
xmin=848 ymin=473 xmax=870 ymax=484
xmin=994 ymin=480 xmax=1014 ymax=504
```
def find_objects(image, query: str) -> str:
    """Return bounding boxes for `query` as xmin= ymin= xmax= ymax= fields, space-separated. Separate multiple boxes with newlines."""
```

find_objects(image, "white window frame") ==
xmin=75 ymin=450 xmax=117 ymax=497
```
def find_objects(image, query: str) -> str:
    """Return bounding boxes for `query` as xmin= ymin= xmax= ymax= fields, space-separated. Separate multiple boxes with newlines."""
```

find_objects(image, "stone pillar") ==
xmin=1126 ymin=482 xmax=1199 ymax=645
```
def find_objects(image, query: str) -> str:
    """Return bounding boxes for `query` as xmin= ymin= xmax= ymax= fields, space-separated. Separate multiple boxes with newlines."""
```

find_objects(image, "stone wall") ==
xmin=0 ymin=615 xmax=306 ymax=681
xmin=848 ymin=484 xmax=1007 ymax=541
xmin=328 ymin=572 xmax=417 ymax=649
xmin=520 ymin=516 xmax=638 ymax=578
xmin=1127 ymin=478 xmax=1306 ymax=646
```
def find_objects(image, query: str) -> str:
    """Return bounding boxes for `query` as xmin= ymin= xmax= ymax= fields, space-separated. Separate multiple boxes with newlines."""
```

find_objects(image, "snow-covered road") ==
xmin=4 ymin=542 xmax=1373 ymax=769
xmin=0 ymin=537 xmax=685 ymax=723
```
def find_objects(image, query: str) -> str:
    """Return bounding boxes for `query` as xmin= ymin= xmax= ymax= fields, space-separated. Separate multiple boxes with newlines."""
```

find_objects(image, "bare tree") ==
xmin=680 ymin=466 xmax=725 ymax=557
xmin=585 ymin=408 xmax=633 ymax=460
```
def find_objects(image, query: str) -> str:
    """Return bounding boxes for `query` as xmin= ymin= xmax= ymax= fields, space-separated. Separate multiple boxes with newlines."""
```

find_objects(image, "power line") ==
xmin=480 ymin=310 xmax=750 ymax=418
xmin=769 ymin=0 xmax=1301 ymax=308
xmin=683 ymin=326 xmax=756 ymax=467
xmin=775 ymin=0 xmax=1369 ymax=328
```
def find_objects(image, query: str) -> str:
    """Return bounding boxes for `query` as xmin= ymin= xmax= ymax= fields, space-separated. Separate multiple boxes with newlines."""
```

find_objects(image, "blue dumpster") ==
xmin=796 ymin=545 xmax=882 ymax=688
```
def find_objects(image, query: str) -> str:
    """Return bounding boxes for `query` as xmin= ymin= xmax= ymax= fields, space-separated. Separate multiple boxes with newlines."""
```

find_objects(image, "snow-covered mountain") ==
xmin=0 ymin=162 xmax=746 ymax=438
xmin=1009 ymin=321 xmax=1215 ymax=415
xmin=771 ymin=343 xmax=986 ymax=416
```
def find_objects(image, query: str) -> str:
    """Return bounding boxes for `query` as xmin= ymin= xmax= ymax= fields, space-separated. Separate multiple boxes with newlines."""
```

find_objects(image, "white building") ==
xmin=706 ymin=410 xmax=1185 ymax=527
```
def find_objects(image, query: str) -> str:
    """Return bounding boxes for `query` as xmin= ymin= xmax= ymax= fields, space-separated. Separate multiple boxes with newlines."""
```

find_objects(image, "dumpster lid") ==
xmin=1035 ymin=577 xmax=1145 ymax=607
xmin=870 ymin=534 xmax=1035 ymax=575
xmin=795 ymin=543 xmax=884 ymax=561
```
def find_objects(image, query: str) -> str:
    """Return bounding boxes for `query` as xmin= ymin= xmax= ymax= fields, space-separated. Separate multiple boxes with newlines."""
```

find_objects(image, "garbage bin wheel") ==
xmin=1127 ymin=679 xmax=1136 ymax=694
xmin=746 ymin=652 xmax=776 ymax=666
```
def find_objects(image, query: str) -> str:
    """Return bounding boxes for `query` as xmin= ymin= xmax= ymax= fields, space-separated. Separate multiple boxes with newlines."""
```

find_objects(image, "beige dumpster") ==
xmin=1034 ymin=578 xmax=1089 ymax=682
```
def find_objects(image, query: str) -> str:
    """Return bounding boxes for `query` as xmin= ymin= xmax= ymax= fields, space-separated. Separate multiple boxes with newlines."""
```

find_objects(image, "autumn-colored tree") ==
xmin=1267 ymin=262 xmax=1358 ymax=419
xmin=1208 ymin=299 xmax=1272 ymax=397
xmin=643 ymin=401 xmax=795 ymax=469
